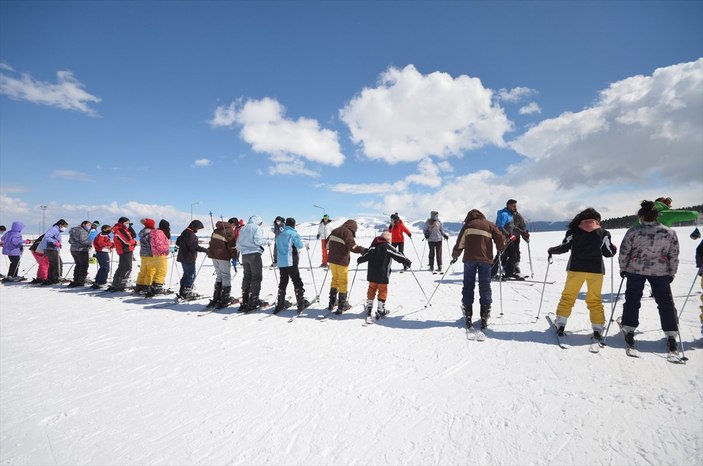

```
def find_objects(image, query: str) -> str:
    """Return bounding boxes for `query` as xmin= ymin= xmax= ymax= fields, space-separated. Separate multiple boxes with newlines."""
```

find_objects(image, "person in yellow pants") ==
xmin=326 ymin=220 xmax=366 ymax=314
xmin=135 ymin=218 xmax=157 ymax=295
xmin=148 ymin=219 xmax=171 ymax=297
xmin=547 ymin=208 xmax=617 ymax=341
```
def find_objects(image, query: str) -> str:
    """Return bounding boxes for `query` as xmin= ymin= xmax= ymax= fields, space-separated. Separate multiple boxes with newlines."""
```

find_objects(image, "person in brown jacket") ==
xmin=207 ymin=220 xmax=239 ymax=308
xmin=326 ymin=219 xmax=367 ymax=314
xmin=451 ymin=209 xmax=505 ymax=329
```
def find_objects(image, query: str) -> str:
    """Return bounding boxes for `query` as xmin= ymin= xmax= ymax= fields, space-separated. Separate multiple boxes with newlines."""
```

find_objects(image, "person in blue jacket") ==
xmin=237 ymin=215 xmax=268 ymax=311
xmin=492 ymin=199 xmax=523 ymax=279
xmin=274 ymin=217 xmax=311 ymax=314
xmin=40 ymin=219 xmax=68 ymax=285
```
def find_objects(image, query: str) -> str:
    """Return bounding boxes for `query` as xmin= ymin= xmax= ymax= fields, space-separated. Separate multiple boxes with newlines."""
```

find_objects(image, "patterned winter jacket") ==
xmin=138 ymin=228 xmax=153 ymax=257
xmin=549 ymin=220 xmax=616 ymax=274
xmin=327 ymin=220 xmax=366 ymax=267
xmin=452 ymin=210 xmax=505 ymax=264
xmin=619 ymin=221 xmax=679 ymax=278
xmin=68 ymin=225 xmax=92 ymax=252
xmin=208 ymin=221 xmax=238 ymax=261
xmin=357 ymin=235 xmax=410 ymax=284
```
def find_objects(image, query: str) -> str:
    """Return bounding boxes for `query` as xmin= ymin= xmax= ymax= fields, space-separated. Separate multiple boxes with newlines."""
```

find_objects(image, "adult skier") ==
xmin=40 ymin=219 xmax=68 ymax=285
xmin=107 ymin=217 xmax=137 ymax=292
xmin=147 ymin=219 xmax=171 ymax=297
xmin=67 ymin=220 xmax=93 ymax=287
xmin=274 ymin=217 xmax=311 ymax=314
xmin=237 ymin=215 xmax=268 ymax=311
xmin=422 ymin=211 xmax=449 ymax=273
xmin=207 ymin=220 xmax=239 ymax=308
xmin=134 ymin=218 xmax=156 ymax=295
xmin=326 ymin=220 xmax=367 ymax=313
xmin=388 ymin=213 xmax=412 ymax=271
xmin=176 ymin=220 xmax=208 ymax=300
xmin=493 ymin=199 xmax=523 ymax=279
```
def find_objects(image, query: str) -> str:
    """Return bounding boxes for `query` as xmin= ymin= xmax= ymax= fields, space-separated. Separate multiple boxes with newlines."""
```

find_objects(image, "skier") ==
xmin=91 ymin=224 xmax=113 ymax=290
xmin=511 ymin=210 xmax=530 ymax=276
xmin=88 ymin=220 xmax=100 ymax=265
xmin=493 ymin=199 xmax=523 ymax=279
xmin=618 ymin=200 xmax=680 ymax=353
xmin=67 ymin=220 xmax=93 ymax=287
xmin=207 ymin=219 xmax=239 ymax=308
xmin=1 ymin=221 xmax=25 ymax=282
xmin=326 ymin=219 xmax=367 ymax=314
xmin=107 ymin=217 xmax=137 ymax=292
xmin=271 ymin=215 xmax=285 ymax=267
xmin=147 ymin=219 xmax=171 ymax=297
xmin=176 ymin=220 xmax=208 ymax=300
xmin=40 ymin=219 xmax=68 ymax=285
xmin=451 ymin=209 xmax=505 ymax=329
xmin=134 ymin=218 xmax=156 ymax=295
xmin=0 ymin=225 xmax=4 ymax=280
xmin=357 ymin=231 xmax=411 ymax=320
xmin=388 ymin=213 xmax=412 ymax=271
xmin=274 ymin=217 xmax=311 ymax=314
xmin=696 ymin=240 xmax=703 ymax=327
xmin=547 ymin=208 xmax=617 ymax=341
xmin=29 ymin=233 xmax=48 ymax=284
xmin=317 ymin=214 xmax=332 ymax=268
xmin=237 ymin=215 xmax=268 ymax=311
xmin=422 ymin=211 xmax=449 ymax=273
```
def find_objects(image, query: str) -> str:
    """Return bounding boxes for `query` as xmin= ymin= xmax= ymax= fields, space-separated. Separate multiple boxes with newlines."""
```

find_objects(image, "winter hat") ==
xmin=322 ymin=214 xmax=329 ymax=221
xmin=285 ymin=217 xmax=296 ymax=228
xmin=390 ymin=213 xmax=399 ymax=221
xmin=140 ymin=218 xmax=156 ymax=229
xmin=117 ymin=216 xmax=130 ymax=224
xmin=0 ymin=225 xmax=5 ymax=232
xmin=188 ymin=220 xmax=205 ymax=230
xmin=92 ymin=220 xmax=100 ymax=227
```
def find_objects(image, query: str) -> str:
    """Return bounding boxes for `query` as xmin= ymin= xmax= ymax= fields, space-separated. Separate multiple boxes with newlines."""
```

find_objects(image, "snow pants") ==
xmin=94 ymin=251 xmax=110 ymax=285
xmin=367 ymin=282 xmax=388 ymax=301
xmin=71 ymin=250 xmax=90 ymax=284
xmin=320 ymin=239 xmax=328 ymax=265
xmin=212 ymin=258 xmax=232 ymax=284
xmin=136 ymin=256 xmax=158 ymax=286
xmin=32 ymin=251 xmax=49 ymax=281
xmin=6 ymin=255 xmax=20 ymax=278
xmin=428 ymin=240 xmax=443 ymax=270
xmin=329 ymin=263 xmax=349 ymax=294
xmin=279 ymin=265 xmax=304 ymax=293
xmin=153 ymin=255 xmax=167 ymax=286
xmin=45 ymin=248 xmax=62 ymax=283
xmin=111 ymin=251 xmax=133 ymax=289
xmin=462 ymin=261 xmax=493 ymax=306
xmin=179 ymin=261 xmax=196 ymax=289
xmin=621 ymin=273 xmax=677 ymax=334
xmin=241 ymin=253 xmax=263 ymax=295
xmin=555 ymin=271 xmax=605 ymax=326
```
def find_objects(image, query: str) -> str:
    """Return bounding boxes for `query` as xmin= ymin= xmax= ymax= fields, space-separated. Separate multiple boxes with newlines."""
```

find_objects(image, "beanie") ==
xmin=140 ymin=218 xmax=156 ymax=229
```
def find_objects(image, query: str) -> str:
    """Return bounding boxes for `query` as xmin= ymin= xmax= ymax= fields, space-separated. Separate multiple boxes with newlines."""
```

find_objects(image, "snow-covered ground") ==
xmin=1 ymin=221 xmax=701 ymax=466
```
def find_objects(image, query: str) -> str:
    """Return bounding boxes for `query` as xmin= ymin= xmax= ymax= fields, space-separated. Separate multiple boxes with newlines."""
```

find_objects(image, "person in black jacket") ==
xmin=357 ymin=231 xmax=411 ymax=320
xmin=176 ymin=220 xmax=208 ymax=300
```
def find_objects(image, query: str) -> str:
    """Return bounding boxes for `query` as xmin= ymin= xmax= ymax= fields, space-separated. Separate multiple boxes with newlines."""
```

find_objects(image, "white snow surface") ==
xmin=1 ymin=221 xmax=702 ymax=466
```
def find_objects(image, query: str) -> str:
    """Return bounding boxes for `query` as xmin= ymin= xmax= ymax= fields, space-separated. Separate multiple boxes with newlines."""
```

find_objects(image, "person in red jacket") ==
xmin=107 ymin=217 xmax=137 ymax=292
xmin=388 ymin=212 xmax=412 ymax=271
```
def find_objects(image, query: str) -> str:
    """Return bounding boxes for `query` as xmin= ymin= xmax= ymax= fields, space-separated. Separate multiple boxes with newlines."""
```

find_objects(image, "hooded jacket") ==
xmin=1 ymin=221 xmax=24 ymax=256
xmin=176 ymin=220 xmax=207 ymax=264
xmin=619 ymin=221 xmax=679 ymax=278
xmin=112 ymin=223 xmax=136 ymax=255
xmin=40 ymin=224 xmax=64 ymax=251
xmin=549 ymin=219 xmax=616 ymax=274
xmin=275 ymin=225 xmax=304 ymax=268
xmin=237 ymin=215 xmax=267 ymax=255
xmin=357 ymin=235 xmax=410 ymax=284
xmin=69 ymin=225 xmax=92 ymax=252
xmin=423 ymin=212 xmax=448 ymax=242
xmin=452 ymin=210 xmax=505 ymax=264
xmin=327 ymin=220 xmax=366 ymax=266
xmin=208 ymin=221 xmax=238 ymax=261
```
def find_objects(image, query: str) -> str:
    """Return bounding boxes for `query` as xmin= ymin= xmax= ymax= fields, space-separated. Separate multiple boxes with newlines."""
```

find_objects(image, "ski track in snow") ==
xmin=1 ymin=225 xmax=702 ymax=465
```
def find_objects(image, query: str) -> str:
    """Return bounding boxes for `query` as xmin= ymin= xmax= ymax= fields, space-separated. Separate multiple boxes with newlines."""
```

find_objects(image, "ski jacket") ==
xmin=317 ymin=221 xmax=332 ymax=240
xmin=40 ymin=225 xmax=64 ymax=251
xmin=495 ymin=207 xmax=514 ymax=236
xmin=1 ymin=221 xmax=24 ymax=256
xmin=327 ymin=220 xmax=366 ymax=267
xmin=138 ymin=228 xmax=153 ymax=257
xmin=696 ymin=240 xmax=703 ymax=269
xmin=238 ymin=216 xmax=267 ymax=255
xmin=30 ymin=234 xmax=45 ymax=254
xmin=357 ymin=235 xmax=410 ymax=284
xmin=112 ymin=223 xmax=136 ymax=256
xmin=276 ymin=225 xmax=304 ymax=268
xmin=423 ymin=218 xmax=448 ymax=242
xmin=208 ymin=221 xmax=238 ymax=261
xmin=619 ymin=221 xmax=679 ymax=278
xmin=93 ymin=232 xmax=113 ymax=252
xmin=549 ymin=220 xmax=616 ymax=274
xmin=388 ymin=220 xmax=411 ymax=243
xmin=176 ymin=224 xmax=207 ymax=264
xmin=68 ymin=225 xmax=92 ymax=252
xmin=150 ymin=229 xmax=170 ymax=257
xmin=452 ymin=210 xmax=505 ymax=264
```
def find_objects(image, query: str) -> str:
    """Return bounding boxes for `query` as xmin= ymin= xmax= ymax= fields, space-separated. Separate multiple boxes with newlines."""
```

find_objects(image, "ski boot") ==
xmin=328 ymin=288 xmax=338 ymax=311
xmin=555 ymin=315 xmax=568 ymax=337
xmin=462 ymin=303 xmax=473 ymax=328
xmin=145 ymin=283 xmax=165 ymax=298
xmin=480 ymin=304 xmax=491 ymax=330
xmin=274 ymin=289 xmax=291 ymax=314
xmin=207 ymin=282 xmax=223 ymax=308
xmin=623 ymin=330 xmax=636 ymax=349
xmin=365 ymin=299 xmax=374 ymax=317
xmin=294 ymin=288 xmax=310 ymax=314
xmin=666 ymin=336 xmax=678 ymax=353
xmin=592 ymin=325 xmax=604 ymax=344
xmin=335 ymin=292 xmax=351 ymax=315
xmin=375 ymin=300 xmax=388 ymax=319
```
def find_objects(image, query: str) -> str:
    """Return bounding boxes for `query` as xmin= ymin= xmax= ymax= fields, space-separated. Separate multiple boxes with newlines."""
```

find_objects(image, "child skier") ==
xmin=91 ymin=224 xmax=113 ymax=289
xmin=357 ymin=231 xmax=411 ymax=320
xmin=274 ymin=217 xmax=311 ymax=314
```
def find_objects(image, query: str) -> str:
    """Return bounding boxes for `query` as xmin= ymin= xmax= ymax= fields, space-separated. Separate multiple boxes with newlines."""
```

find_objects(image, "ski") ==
xmin=667 ymin=352 xmax=684 ymax=364
xmin=615 ymin=317 xmax=640 ymax=357
xmin=545 ymin=313 xmax=569 ymax=349
xmin=589 ymin=338 xmax=601 ymax=353
xmin=362 ymin=305 xmax=400 ymax=326
xmin=465 ymin=326 xmax=487 ymax=341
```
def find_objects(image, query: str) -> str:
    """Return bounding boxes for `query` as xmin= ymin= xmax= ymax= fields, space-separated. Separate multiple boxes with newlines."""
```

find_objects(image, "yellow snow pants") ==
xmin=556 ymin=271 xmax=605 ymax=326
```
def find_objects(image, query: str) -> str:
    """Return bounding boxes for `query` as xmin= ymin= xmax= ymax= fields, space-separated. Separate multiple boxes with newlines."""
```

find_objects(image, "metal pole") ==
xmin=408 ymin=269 xmax=430 ymax=305
xmin=677 ymin=272 xmax=699 ymax=320
xmin=600 ymin=276 xmax=625 ymax=344
xmin=305 ymin=243 xmax=318 ymax=298
xmin=313 ymin=267 xmax=330 ymax=303
xmin=527 ymin=240 xmax=534 ymax=278
xmin=534 ymin=255 xmax=553 ymax=321
xmin=425 ymin=263 xmax=454 ymax=307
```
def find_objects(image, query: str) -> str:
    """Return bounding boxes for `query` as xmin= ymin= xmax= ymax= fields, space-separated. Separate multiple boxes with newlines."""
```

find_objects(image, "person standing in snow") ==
xmin=423 ymin=211 xmax=449 ymax=273
xmin=134 ymin=218 xmax=157 ymax=295
xmin=91 ymin=224 xmax=113 ymax=290
xmin=107 ymin=217 xmax=137 ymax=292
xmin=40 ymin=219 xmax=68 ymax=285
xmin=237 ymin=215 xmax=268 ymax=311
xmin=696 ymin=240 xmax=703 ymax=326
xmin=88 ymin=221 xmax=100 ymax=265
xmin=271 ymin=216 xmax=285 ymax=267
xmin=547 ymin=208 xmax=617 ymax=342
xmin=207 ymin=219 xmax=239 ymax=308
xmin=176 ymin=220 xmax=208 ymax=300
xmin=1 ymin=221 xmax=25 ymax=282
xmin=618 ymin=200 xmax=680 ymax=353
xmin=388 ymin=213 xmax=412 ymax=271
xmin=493 ymin=199 xmax=524 ymax=279
xmin=29 ymin=233 xmax=49 ymax=284
xmin=147 ymin=219 xmax=171 ymax=297
xmin=327 ymin=220 xmax=367 ymax=314
xmin=274 ymin=217 xmax=311 ymax=314
xmin=511 ymin=210 xmax=530 ymax=276
xmin=226 ymin=217 xmax=242 ymax=274
xmin=317 ymin=214 xmax=332 ymax=268
xmin=67 ymin=220 xmax=93 ymax=287
xmin=451 ymin=210 xmax=505 ymax=329
xmin=357 ymin=231 xmax=411 ymax=320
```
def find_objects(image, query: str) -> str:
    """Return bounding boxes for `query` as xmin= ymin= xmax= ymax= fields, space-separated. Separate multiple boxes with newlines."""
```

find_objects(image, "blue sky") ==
xmin=1 ymin=0 xmax=701 ymax=234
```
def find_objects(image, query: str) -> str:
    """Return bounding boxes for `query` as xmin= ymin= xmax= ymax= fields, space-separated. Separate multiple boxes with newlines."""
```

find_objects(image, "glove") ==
xmin=356 ymin=257 xmax=362 ymax=264
xmin=450 ymin=257 xmax=457 ymax=265
xmin=316 ymin=234 xmax=320 ymax=240
xmin=698 ymin=266 xmax=703 ymax=277
xmin=508 ymin=234 xmax=517 ymax=242
xmin=609 ymin=244 xmax=617 ymax=255
xmin=521 ymin=230 xmax=530 ymax=242
xmin=408 ymin=233 xmax=412 ymax=237
xmin=669 ymin=276 xmax=674 ymax=283
xmin=424 ymin=234 xmax=429 ymax=240
xmin=443 ymin=234 xmax=449 ymax=240
xmin=547 ymin=247 xmax=554 ymax=255
xmin=620 ymin=270 xmax=627 ymax=278
xmin=55 ymin=242 xmax=61 ymax=249
xmin=405 ymin=260 xmax=412 ymax=269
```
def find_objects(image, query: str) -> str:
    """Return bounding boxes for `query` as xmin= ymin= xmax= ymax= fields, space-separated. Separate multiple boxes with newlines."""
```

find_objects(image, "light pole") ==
xmin=190 ymin=201 xmax=201 ymax=221
xmin=313 ymin=204 xmax=326 ymax=217
xmin=39 ymin=205 xmax=47 ymax=233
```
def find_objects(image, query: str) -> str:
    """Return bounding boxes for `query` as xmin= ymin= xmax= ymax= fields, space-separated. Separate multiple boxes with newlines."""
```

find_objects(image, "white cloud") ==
xmin=210 ymin=97 xmax=345 ymax=176
xmin=0 ymin=62 xmax=15 ymax=72
xmin=328 ymin=159 xmax=449 ymax=194
xmin=497 ymin=86 xmax=536 ymax=103
xmin=510 ymin=58 xmax=703 ymax=188
xmin=50 ymin=170 xmax=92 ymax=182
xmin=519 ymin=102 xmax=542 ymax=115
xmin=339 ymin=65 xmax=512 ymax=163
xmin=0 ymin=68 xmax=101 ymax=115
xmin=0 ymin=194 xmax=30 ymax=218
xmin=193 ymin=158 xmax=212 ymax=167
xmin=0 ymin=185 xmax=27 ymax=194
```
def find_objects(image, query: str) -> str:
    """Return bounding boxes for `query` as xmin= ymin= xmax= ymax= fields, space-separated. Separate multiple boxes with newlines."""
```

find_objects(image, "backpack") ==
xmin=29 ymin=234 xmax=45 ymax=252
xmin=151 ymin=229 xmax=171 ymax=256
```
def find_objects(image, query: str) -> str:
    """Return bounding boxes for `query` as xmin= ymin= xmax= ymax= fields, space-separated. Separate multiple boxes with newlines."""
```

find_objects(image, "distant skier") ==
xmin=1 ymin=221 xmax=25 ymax=282
xmin=326 ymin=220 xmax=367 ymax=314
xmin=357 ymin=231 xmax=411 ymax=320
xmin=68 ymin=220 xmax=93 ymax=287
xmin=147 ymin=219 xmax=171 ymax=297
xmin=388 ymin=213 xmax=412 ymax=271
xmin=451 ymin=209 xmax=505 ymax=329
xmin=422 ymin=211 xmax=449 ymax=273
xmin=618 ymin=200 xmax=680 ymax=354
xmin=493 ymin=199 xmax=524 ymax=279
xmin=317 ymin=214 xmax=332 ymax=268
xmin=547 ymin=208 xmax=616 ymax=342
xmin=274 ymin=217 xmax=311 ymax=314
xmin=107 ymin=217 xmax=137 ymax=292
xmin=134 ymin=218 xmax=157 ymax=295
xmin=176 ymin=220 xmax=208 ymax=300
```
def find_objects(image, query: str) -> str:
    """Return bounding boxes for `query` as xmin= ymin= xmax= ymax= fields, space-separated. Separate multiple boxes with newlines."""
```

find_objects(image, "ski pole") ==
xmin=305 ymin=243 xmax=318 ymax=298
xmin=677 ymin=272 xmax=699 ymax=320
xmin=267 ymin=243 xmax=278 ymax=286
xmin=348 ymin=264 xmax=359 ymax=298
xmin=610 ymin=257 xmax=614 ymax=312
xmin=63 ymin=263 xmax=75 ymax=280
xmin=313 ymin=266 xmax=330 ymax=303
xmin=674 ymin=309 xmax=689 ymax=363
xmin=527 ymin=240 xmax=534 ymax=278
xmin=445 ymin=237 xmax=454 ymax=273
xmin=108 ymin=249 xmax=114 ymax=281
xmin=21 ymin=261 xmax=37 ymax=277
xmin=534 ymin=255 xmax=553 ymax=322
xmin=497 ymin=251 xmax=504 ymax=317
xmin=409 ymin=236 xmax=421 ymax=270
xmin=420 ymin=239 xmax=426 ymax=270
xmin=167 ymin=251 xmax=178 ymax=290
xmin=425 ymin=262 xmax=454 ymax=307
xmin=600 ymin=276 xmax=625 ymax=345
xmin=408 ymin=269 xmax=430 ymax=306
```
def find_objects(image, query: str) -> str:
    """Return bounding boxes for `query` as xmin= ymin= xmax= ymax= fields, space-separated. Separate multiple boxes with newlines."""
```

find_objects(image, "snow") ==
xmin=1 ymin=222 xmax=701 ymax=466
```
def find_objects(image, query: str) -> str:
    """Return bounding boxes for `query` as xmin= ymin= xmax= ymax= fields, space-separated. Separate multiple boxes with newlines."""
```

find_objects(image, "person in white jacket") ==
xmin=237 ymin=215 xmax=268 ymax=311
xmin=317 ymin=214 xmax=332 ymax=268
